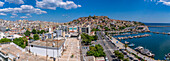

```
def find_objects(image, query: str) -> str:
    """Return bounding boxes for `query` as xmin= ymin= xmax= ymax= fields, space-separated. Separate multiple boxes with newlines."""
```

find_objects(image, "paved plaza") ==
xmin=57 ymin=38 xmax=80 ymax=61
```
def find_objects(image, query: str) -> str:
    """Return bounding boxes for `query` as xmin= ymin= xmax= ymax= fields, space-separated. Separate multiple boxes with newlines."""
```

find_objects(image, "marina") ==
xmin=112 ymin=25 xmax=170 ymax=60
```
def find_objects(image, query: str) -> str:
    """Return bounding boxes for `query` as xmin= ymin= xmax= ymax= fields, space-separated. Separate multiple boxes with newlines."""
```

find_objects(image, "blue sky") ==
xmin=0 ymin=0 xmax=170 ymax=23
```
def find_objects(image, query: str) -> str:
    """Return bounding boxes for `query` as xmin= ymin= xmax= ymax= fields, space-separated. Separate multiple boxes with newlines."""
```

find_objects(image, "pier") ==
xmin=116 ymin=34 xmax=151 ymax=40
xmin=151 ymin=32 xmax=170 ymax=35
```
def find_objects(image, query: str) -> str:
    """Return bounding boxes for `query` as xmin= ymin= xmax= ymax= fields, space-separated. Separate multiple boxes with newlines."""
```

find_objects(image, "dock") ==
xmin=151 ymin=32 xmax=170 ymax=35
xmin=116 ymin=34 xmax=151 ymax=40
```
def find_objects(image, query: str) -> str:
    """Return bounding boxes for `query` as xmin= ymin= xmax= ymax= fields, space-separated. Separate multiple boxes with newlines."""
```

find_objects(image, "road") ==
xmin=96 ymin=31 xmax=117 ymax=61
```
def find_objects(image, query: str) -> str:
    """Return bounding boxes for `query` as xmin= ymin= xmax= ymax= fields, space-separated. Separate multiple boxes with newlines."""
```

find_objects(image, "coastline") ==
xmin=110 ymin=36 xmax=157 ymax=61
xmin=148 ymin=26 xmax=170 ymax=27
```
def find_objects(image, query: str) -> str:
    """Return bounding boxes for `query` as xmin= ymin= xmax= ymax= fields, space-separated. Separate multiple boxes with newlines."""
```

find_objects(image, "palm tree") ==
xmin=22 ymin=36 xmax=28 ymax=45
xmin=124 ymin=44 xmax=128 ymax=50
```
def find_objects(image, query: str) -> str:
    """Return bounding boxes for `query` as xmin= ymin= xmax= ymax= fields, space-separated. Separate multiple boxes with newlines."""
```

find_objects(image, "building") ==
xmin=0 ymin=43 xmax=52 ymax=61
xmin=0 ymin=32 xmax=5 ymax=39
xmin=0 ymin=26 xmax=6 ymax=32
xmin=54 ymin=30 xmax=63 ymax=37
xmin=29 ymin=37 xmax=66 ymax=58
xmin=80 ymin=25 xmax=91 ymax=35
xmin=69 ymin=26 xmax=78 ymax=33
xmin=68 ymin=26 xmax=79 ymax=37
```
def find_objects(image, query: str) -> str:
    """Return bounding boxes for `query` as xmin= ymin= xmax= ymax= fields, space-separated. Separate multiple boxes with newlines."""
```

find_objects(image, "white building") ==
xmin=0 ymin=32 xmax=5 ymax=39
xmin=29 ymin=37 xmax=66 ymax=58
xmin=80 ymin=25 xmax=91 ymax=35
xmin=69 ymin=26 xmax=78 ymax=33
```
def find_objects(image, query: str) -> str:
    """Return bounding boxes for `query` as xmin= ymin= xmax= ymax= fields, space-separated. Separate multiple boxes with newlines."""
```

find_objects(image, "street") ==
xmin=96 ymin=31 xmax=117 ymax=61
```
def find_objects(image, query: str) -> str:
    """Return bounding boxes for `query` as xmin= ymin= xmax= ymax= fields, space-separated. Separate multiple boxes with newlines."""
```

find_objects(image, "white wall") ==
xmin=29 ymin=46 xmax=63 ymax=57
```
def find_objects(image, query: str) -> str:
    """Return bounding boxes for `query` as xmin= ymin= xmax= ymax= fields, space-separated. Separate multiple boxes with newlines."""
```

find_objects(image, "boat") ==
xmin=125 ymin=41 xmax=129 ymax=44
xmin=164 ymin=53 xmax=170 ymax=60
xmin=135 ymin=46 xmax=144 ymax=50
xmin=135 ymin=46 xmax=155 ymax=57
xmin=128 ymin=43 xmax=135 ymax=47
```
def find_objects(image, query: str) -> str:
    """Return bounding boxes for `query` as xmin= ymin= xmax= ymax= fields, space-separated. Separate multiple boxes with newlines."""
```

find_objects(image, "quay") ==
xmin=110 ymin=37 xmax=156 ymax=61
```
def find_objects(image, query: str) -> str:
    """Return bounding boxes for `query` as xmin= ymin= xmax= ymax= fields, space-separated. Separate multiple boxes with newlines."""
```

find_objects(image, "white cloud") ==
xmin=0 ymin=5 xmax=47 ymax=15
xmin=36 ymin=0 xmax=81 ymax=10
xmin=20 ymin=16 xmax=28 ymax=18
xmin=0 ymin=13 xmax=7 ymax=15
xmin=10 ymin=13 xmax=18 ymax=18
xmin=0 ymin=1 xmax=4 ymax=7
xmin=159 ymin=0 xmax=170 ymax=6
xmin=5 ymin=0 xmax=24 ymax=4
xmin=26 ymin=14 xmax=32 ymax=17
xmin=10 ymin=16 xmax=15 ymax=18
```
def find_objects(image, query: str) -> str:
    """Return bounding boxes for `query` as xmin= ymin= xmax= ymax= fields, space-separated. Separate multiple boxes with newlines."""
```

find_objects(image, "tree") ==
xmin=119 ymin=26 xmax=126 ymax=30
xmin=29 ymin=36 xmax=33 ymax=40
xmin=114 ymin=50 xmax=124 ymax=59
xmin=86 ymin=44 xmax=105 ymax=57
xmin=104 ymin=27 xmax=110 ymax=31
xmin=32 ymin=29 xmax=37 ymax=34
xmin=33 ymin=34 xmax=39 ymax=40
xmin=22 ymin=36 xmax=28 ymax=45
xmin=37 ymin=30 xmax=40 ymax=34
xmin=91 ymin=28 xmax=100 ymax=31
xmin=123 ymin=58 xmax=129 ymax=61
xmin=0 ymin=38 xmax=11 ymax=43
xmin=118 ymin=53 xmax=124 ymax=59
xmin=124 ymin=44 xmax=128 ymax=50
xmin=24 ymin=30 xmax=31 ymax=36
xmin=40 ymin=30 xmax=46 ymax=34
xmin=13 ymin=37 xmax=28 ymax=48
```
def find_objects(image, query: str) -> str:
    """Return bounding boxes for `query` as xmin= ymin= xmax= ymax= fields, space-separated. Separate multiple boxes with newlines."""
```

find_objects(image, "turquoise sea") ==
xmin=113 ymin=23 xmax=170 ymax=60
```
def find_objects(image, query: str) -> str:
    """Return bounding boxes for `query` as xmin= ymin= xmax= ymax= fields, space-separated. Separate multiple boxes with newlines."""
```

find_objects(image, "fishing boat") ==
xmin=128 ymin=43 xmax=135 ymax=47
xmin=164 ymin=53 xmax=170 ymax=60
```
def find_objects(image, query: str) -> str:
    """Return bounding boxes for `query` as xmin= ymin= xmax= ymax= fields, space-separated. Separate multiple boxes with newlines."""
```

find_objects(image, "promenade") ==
xmin=111 ymin=37 xmax=156 ymax=61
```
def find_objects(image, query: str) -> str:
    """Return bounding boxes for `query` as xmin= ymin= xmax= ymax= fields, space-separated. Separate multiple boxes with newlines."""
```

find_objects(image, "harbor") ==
xmin=112 ymin=27 xmax=170 ymax=60
xmin=110 ymin=37 xmax=155 ymax=61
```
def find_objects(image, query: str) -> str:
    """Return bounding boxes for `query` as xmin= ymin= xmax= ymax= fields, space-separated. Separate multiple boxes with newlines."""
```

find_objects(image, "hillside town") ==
xmin=0 ymin=16 xmax=155 ymax=61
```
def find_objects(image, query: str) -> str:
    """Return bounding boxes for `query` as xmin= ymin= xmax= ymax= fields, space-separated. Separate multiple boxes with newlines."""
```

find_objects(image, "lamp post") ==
xmin=52 ymin=42 xmax=55 ymax=61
